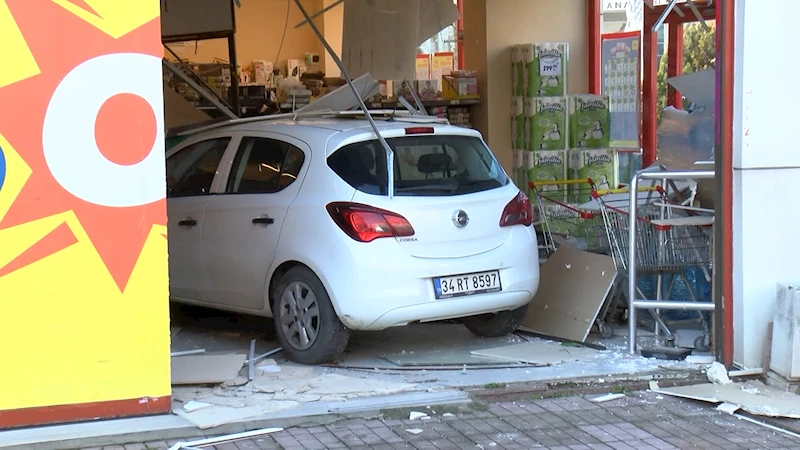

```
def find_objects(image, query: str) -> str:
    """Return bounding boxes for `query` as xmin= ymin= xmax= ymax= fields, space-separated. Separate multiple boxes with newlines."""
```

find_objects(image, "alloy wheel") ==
xmin=278 ymin=281 xmax=321 ymax=350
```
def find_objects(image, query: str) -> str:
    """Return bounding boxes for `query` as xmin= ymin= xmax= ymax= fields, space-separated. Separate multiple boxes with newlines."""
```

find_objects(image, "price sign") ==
xmin=539 ymin=57 xmax=561 ymax=77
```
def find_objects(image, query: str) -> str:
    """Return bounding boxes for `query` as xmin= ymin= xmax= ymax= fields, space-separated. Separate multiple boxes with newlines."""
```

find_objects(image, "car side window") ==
xmin=166 ymin=137 xmax=231 ymax=198
xmin=225 ymin=137 xmax=306 ymax=194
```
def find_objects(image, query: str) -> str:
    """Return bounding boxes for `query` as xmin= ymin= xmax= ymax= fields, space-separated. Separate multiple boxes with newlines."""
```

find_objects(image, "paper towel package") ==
xmin=570 ymin=94 xmax=610 ymax=149
xmin=527 ymin=149 xmax=568 ymax=202
xmin=511 ymin=96 xmax=525 ymax=150
xmin=511 ymin=46 xmax=524 ymax=96
xmin=529 ymin=96 xmax=568 ymax=151
xmin=523 ymin=98 xmax=534 ymax=151
xmin=526 ymin=42 xmax=568 ymax=97
xmin=569 ymin=148 xmax=618 ymax=203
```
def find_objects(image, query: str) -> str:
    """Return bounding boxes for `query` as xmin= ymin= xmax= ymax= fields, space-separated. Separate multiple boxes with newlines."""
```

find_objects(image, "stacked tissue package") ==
xmin=526 ymin=43 xmax=569 ymax=97
xmin=569 ymin=94 xmax=610 ymax=149
xmin=511 ymin=42 xmax=569 ymax=197
xmin=528 ymin=96 xmax=568 ymax=151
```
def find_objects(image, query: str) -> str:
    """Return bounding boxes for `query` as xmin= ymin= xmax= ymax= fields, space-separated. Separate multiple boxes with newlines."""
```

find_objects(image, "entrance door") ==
xmin=166 ymin=135 xmax=234 ymax=301
xmin=200 ymin=134 xmax=308 ymax=311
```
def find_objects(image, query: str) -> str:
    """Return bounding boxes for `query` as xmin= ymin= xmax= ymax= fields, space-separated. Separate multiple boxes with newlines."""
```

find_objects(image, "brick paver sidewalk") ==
xmin=99 ymin=391 xmax=800 ymax=450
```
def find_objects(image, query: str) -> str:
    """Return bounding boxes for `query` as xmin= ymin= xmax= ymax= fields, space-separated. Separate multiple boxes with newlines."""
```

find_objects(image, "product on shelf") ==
xmin=511 ymin=96 xmax=525 ymax=150
xmin=417 ymin=78 xmax=441 ymax=100
xmin=511 ymin=45 xmax=524 ymax=96
xmin=442 ymin=70 xmax=479 ymax=99
xmin=526 ymin=42 xmax=569 ymax=97
xmin=527 ymin=96 xmax=568 ymax=151
xmin=569 ymin=94 xmax=610 ymax=149
xmin=513 ymin=149 xmax=526 ymax=192
xmin=568 ymin=148 xmax=618 ymax=203
xmin=526 ymin=149 xmax=568 ymax=202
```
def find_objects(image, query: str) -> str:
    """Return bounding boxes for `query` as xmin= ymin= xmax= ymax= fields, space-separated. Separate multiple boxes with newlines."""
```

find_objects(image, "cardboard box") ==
xmin=416 ymin=78 xmax=441 ymax=100
xmin=252 ymin=60 xmax=273 ymax=85
xmin=442 ymin=75 xmax=479 ymax=99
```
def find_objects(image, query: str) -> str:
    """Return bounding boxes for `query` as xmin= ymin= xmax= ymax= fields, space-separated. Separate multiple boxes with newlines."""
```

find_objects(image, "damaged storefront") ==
xmin=1 ymin=0 xmax=800 ymax=447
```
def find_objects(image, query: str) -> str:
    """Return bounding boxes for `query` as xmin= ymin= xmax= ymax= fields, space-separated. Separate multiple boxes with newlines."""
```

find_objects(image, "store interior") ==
xmin=156 ymin=0 xmax=727 ymax=431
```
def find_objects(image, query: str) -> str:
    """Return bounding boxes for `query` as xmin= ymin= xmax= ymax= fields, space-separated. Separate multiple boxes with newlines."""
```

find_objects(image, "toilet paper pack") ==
xmin=569 ymin=148 xmax=618 ymax=203
xmin=513 ymin=149 xmax=526 ymax=192
xmin=528 ymin=96 xmax=568 ymax=151
xmin=527 ymin=149 xmax=568 ymax=202
xmin=511 ymin=96 xmax=525 ymax=150
xmin=527 ymin=42 xmax=569 ymax=97
xmin=569 ymin=94 xmax=610 ymax=149
xmin=511 ymin=46 xmax=524 ymax=96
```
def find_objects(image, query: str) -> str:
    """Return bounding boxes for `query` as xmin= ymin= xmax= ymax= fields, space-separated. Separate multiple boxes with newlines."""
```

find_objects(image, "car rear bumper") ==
xmin=319 ymin=226 xmax=540 ymax=330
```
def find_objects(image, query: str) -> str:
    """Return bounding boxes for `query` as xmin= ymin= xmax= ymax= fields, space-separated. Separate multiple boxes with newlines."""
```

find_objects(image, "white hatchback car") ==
xmin=166 ymin=112 xmax=540 ymax=364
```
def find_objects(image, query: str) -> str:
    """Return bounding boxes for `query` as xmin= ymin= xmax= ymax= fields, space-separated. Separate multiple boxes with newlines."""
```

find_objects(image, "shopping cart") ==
xmin=591 ymin=186 xmax=714 ymax=348
xmin=529 ymin=179 xmax=608 ymax=258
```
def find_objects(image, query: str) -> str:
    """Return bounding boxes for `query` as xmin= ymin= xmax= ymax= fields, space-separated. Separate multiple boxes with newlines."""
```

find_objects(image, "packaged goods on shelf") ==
xmin=526 ymin=42 xmax=568 ymax=97
xmin=392 ymin=79 xmax=415 ymax=100
xmin=379 ymin=80 xmax=393 ymax=99
xmin=446 ymin=106 xmax=472 ymax=128
xmin=527 ymin=149 xmax=568 ymax=202
xmin=513 ymin=150 xmax=526 ymax=192
xmin=511 ymin=45 xmax=524 ymax=96
xmin=568 ymin=148 xmax=618 ymax=203
xmin=569 ymin=94 xmax=610 ymax=149
xmin=511 ymin=96 xmax=525 ymax=150
xmin=252 ymin=60 xmax=273 ymax=85
xmin=442 ymin=70 xmax=479 ymax=99
xmin=527 ymin=96 xmax=568 ymax=151
xmin=416 ymin=78 xmax=441 ymax=100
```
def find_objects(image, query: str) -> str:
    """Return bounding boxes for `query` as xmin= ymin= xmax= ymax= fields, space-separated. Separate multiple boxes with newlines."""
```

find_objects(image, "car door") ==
xmin=200 ymin=134 xmax=309 ymax=310
xmin=166 ymin=134 xmax=236 ymax=301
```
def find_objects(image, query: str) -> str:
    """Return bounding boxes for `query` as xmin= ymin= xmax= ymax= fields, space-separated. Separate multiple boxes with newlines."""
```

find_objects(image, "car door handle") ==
xmin=252 ymin=217 xmax=275 ymax=225
xmin=178 ymin=219 xmax=198 ymax=227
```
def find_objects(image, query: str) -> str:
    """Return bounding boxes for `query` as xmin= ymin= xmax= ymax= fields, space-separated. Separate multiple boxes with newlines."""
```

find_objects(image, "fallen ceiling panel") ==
xmin=341 ymin=0 xmax=459 ymax=81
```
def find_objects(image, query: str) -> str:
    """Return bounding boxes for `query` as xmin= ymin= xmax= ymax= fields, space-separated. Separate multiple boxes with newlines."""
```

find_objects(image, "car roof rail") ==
xmin=176 ymin=109 xmax=449 ymax=137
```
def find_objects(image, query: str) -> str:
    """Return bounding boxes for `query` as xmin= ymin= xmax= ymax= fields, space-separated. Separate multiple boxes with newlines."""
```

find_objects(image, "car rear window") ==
xmin=327 ymin=135 xmax=508 ymax=196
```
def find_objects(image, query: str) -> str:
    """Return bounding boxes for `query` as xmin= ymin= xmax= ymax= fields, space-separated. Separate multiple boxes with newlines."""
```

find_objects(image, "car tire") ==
xmin=272 ymin=267 xmax=350 ymax=365
xmin=462 ymin=303 xmax=529 ymax=338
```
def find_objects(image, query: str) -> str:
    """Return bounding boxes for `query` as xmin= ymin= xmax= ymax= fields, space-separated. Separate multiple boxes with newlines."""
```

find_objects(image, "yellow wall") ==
xmin=464 ymin=0 xmax=589 ymax=173
xmin=322 ymin=0 xmax=344 ymax=77
xmin=167 ymin=0 xmax=326 ymax=73
xmin=0 ymin=0 xmax=170 ymax=419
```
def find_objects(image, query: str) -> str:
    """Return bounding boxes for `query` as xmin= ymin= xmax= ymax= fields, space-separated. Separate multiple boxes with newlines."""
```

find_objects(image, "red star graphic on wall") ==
xmin=0 ymin=1 xmax=165 ymax=292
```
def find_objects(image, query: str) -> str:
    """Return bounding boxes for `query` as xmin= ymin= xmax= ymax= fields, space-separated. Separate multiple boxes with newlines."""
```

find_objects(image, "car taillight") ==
xmin=326 ymin=202 xmax=415 ymax=243
xmin=499 ymin=192 xmax=533 ymax=227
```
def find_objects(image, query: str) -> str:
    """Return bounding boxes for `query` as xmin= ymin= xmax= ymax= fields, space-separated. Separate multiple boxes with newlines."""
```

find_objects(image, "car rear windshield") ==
xmin=327 ymin=135 xmax=508 ymax=196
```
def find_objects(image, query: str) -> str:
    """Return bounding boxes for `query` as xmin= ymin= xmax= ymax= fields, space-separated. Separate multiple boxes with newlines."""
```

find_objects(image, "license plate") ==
xmin=434 ymin=271 xmax=502 ymax=299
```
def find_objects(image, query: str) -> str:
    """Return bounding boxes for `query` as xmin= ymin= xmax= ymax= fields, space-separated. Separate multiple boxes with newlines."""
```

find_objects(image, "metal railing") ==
xmin=627 ymin=167 xmax=716 ymax=353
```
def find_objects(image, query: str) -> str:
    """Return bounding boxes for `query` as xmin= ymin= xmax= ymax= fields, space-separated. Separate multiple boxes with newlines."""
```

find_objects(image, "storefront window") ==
xmin=601 ymin=1 xmax=665 ymax=60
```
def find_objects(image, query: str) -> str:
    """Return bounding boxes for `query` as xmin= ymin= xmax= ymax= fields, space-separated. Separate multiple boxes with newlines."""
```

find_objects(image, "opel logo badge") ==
xmin=452 ymin=210 xmax=469 ymax=228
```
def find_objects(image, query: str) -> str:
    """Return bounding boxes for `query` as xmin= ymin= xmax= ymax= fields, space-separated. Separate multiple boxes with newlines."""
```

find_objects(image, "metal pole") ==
xmin=404 ymin=80 xmax=429 ymax=115
xmin=634 ymin=300 xmax=716 ymax=311
xmin=162 ymin=59 xmax=238 ymax=120
xmin=628 ymin=171 xmax=640 ymax=354
xmin=293 ymin=0 xmax=396 ymax=198
xmin=294 ymin=0 xmax=344 ymax=28
xmin=227 ymin=34 xmax=241 ymax=117
xmin=652 ymin=0 xmax=678 ymax=33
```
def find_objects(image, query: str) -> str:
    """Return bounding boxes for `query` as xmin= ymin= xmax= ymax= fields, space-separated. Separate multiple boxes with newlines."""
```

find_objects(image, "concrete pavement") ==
xmin=85 ymin=391 xmax=800 ymax=450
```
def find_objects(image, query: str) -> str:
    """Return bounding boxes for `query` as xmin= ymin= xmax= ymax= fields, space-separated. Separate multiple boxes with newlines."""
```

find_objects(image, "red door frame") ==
xmin=588 ymin=0 xmax=734 ymax=366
